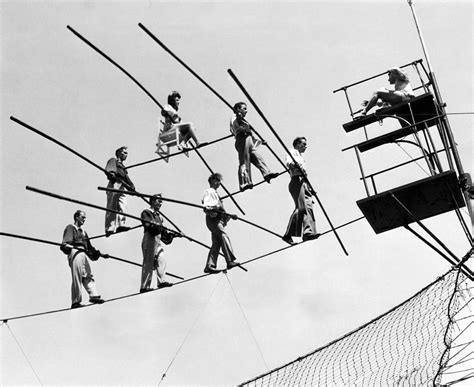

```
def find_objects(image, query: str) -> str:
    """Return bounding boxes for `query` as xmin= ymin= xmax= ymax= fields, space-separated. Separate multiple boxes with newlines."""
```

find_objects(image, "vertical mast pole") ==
xmin=407 ymin=0 xmax=473 ymax=227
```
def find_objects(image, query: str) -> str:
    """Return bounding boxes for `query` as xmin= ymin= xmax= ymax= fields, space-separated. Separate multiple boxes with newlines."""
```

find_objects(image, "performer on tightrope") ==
xmin=158 ymin=90 xmax=200 ymax=152
xmin=202 ymin=173 xmax=240 ymax=273
xmin=140 ymin=194 xmax=173 ymax=292
xmin=357 ymin=67 xmax=415 ymax=117
xmin=282 ymin=137 xmax=320 ymax=245
xmin=230 ymin=102 xmax=279 ymax=191
xmin=104 ymin=146 xmax=135 ymax=236
xmin=61 ymin=210 xmax=105 ymax=309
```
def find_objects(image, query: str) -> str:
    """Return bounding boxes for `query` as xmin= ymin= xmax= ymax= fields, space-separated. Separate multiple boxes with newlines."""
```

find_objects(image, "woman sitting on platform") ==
xmin=158 ymin=90 xmax=200 ymax=151
xmin=358 ymin=67 xmax=415 ymax=117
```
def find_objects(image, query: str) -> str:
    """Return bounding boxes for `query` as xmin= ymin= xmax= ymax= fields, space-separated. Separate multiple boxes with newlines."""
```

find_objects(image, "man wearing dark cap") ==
xmin=140 ymin=194 xmax=173 ymax=292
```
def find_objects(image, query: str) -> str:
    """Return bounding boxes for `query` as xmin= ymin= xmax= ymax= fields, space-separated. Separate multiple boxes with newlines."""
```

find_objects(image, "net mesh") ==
xmin=241 ymin=268 xmax=472 ymax=386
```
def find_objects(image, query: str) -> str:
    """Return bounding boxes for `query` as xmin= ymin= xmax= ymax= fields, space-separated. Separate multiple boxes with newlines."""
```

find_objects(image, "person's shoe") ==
xmin=105 ymin=230 xmax=114 ymax=237
xmin=240 ymin=183 xmax=254 ymax=192
xmin=71 ymin=302 xmax=84 ymax=309
xmin=282 ymin=235 xmax=295 ymax=245
xmin=116 ymin=226 xmax=130 ymax=233
xmin=158 ymin=282 xmax=173 ymax=289
xmin=264 ymin=172 xmax=279 ymax=183
xmin=140 ymin=288 xmax=152 ymax=294
xmin=302 ymin=233 xmax=321 ymax=241
xmin=204 ymin=267 xmax=221 ymax=274
xmin=227 ymin=261 xmax=240 ymax=270
xmin=89 ymin=296 xmax=105 ymax=304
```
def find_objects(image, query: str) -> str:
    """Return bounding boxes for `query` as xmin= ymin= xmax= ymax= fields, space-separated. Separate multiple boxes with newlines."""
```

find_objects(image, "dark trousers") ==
xmin=284 ymin=176 xmax=316 ymax=237
xmin=235 ymin=134 xmax=270 ymax=188
xmin=205 ymin=215 xmax=237 ymax=269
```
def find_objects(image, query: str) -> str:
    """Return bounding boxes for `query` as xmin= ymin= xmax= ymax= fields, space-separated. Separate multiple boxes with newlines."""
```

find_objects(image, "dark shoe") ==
xmin=158 ymin=282 xmax=173 ymax=289
xmin=140 ymin=288 xmax=152 ymax=294
xmin=71 ymin=302 xmax=84 ymax=309
xmin=227 ymin=261 xmax=240 ymax=270
xmin=282 ymin=235 xmax=296 ymax=245
xmin=116 ymin=226 xmax=130 ymax=233
xmin=105 ymin=230 xmax=114 ymax=237
xmin=240 ymin=183 xmax=254 ymax=192
xmin=89 ymin=296 xmax=105 ymax=304
xmin=264 ymin=172 xmax=279 ymax=183
xmin=204 ymin=267 xmax=220 ymax=274
xmin=303 ymin=233 xmax=321 ymax=241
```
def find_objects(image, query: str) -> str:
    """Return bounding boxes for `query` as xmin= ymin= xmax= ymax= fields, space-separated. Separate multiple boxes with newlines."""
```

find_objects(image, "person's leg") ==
xmin=215 ymin=220 xmax=237 ymax=265
xmin=154 ymin=247 xmax=167 ymax=286
xmin=205 ymin=216 xmax=221 ymax=270
xmin=301 ymin=182 xmax=317 ymax=237
xmin=249 ymin=142 xmax=271 ymax=178
xmin=105 ymin=189 xmax=117 ymax=233
xmin=178 ymin=123 xmax=200 ymax=147
xmin=140 ymin=236 xmax=155 ymax=291
xmin=235 ymin=135 xmax=252 ymax=189
xmin=284 ymin=177 xmax=304 ymax=238
xmin=69 ymin=251 xmax=83 ymax=305
xmin=116 ymin=190 xmax=127 ymax=228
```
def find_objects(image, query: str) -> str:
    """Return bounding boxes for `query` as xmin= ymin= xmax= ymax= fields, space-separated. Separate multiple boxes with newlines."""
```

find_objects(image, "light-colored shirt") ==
xmin=394 ymin=80 xmax=415 ymax=97
xmin=162 ymin=104 xmax=181 ymax=131
xmin=286 ymin=149 xmax=306 ymax=177
xmin=202 ymin=188 xmax=222 ymax=209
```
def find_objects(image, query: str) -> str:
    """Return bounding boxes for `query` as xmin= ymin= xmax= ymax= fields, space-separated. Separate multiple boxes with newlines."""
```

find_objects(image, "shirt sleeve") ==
xmin=105 ymin=158 xmax=117 ymax=174
xmin=62 ymin=224 xmax=75 ymax=245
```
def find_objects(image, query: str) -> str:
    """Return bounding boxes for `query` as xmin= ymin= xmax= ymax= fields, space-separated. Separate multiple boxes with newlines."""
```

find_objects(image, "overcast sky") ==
xmin=1 ymin=1 xmax=472 ymax=385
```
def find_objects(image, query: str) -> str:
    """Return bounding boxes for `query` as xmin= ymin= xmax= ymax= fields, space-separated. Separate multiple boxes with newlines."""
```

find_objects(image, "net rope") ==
xmin=241 ymin=268 xmax=472 ymax=386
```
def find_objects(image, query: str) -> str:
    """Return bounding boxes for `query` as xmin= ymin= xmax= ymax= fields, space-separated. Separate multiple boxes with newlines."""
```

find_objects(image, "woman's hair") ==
xmin=388 ymin=67 xmax=409 ymax=83
xmin=293 ymin=136 xmax=307 ymax=148
xmin=167 ymin=90 xmax=181 ymax=106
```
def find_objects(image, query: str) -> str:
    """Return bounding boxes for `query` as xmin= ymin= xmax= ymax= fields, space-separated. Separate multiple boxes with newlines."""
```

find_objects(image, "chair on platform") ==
xmin=155 ymin=121 xmax=189 ymax=162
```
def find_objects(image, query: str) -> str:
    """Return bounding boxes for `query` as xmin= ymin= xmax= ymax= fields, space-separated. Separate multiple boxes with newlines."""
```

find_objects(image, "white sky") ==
xmin=1 ymin=1 xmax=473 ymax=385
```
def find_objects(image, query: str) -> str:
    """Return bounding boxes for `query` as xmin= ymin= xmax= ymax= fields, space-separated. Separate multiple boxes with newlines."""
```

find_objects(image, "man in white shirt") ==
xmin=202 ymin=173 xmax=240 ymax=273
xmin=282 ymin=137 xmax=320 ymax=244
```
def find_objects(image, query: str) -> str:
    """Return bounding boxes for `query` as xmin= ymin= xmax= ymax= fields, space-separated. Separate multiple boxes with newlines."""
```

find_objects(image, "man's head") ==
xmin=115 ymin=146 xmax=128 ymax=161
xmin=73 ymin=210 xmax=86 ymax=227
xmin=233 ymin=102 xmax=247 ymax=118
xmin=150 ymin=194 xmax=163 ymax=210
xmin=293 ymin=136 xmax=308 ymax=153
xmin=208 ymin=173 xmax=223 ymax=189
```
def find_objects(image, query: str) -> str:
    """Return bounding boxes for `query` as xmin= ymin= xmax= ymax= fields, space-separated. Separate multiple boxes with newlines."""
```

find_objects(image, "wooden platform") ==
xmin=357 ymin=170 xmax=465 ymax=234
xmin=356 ymin=124 xmax=422 ymax=153
xmin=343 ymin=93 xmax=439 ymax=133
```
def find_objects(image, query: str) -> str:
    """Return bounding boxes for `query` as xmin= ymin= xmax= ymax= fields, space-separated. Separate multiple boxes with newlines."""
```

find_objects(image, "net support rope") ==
xmin=3 ymin=322 xmax=43 ymax=386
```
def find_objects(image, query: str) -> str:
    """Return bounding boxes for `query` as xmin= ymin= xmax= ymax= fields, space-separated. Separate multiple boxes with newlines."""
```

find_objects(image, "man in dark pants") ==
xmin=104 ymin=146 xmax=135 ymax=236
xmin=230 ymin=102 xmax=278 ymax=191
xmin=140 ymin=194 xmax=173 ymax=292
